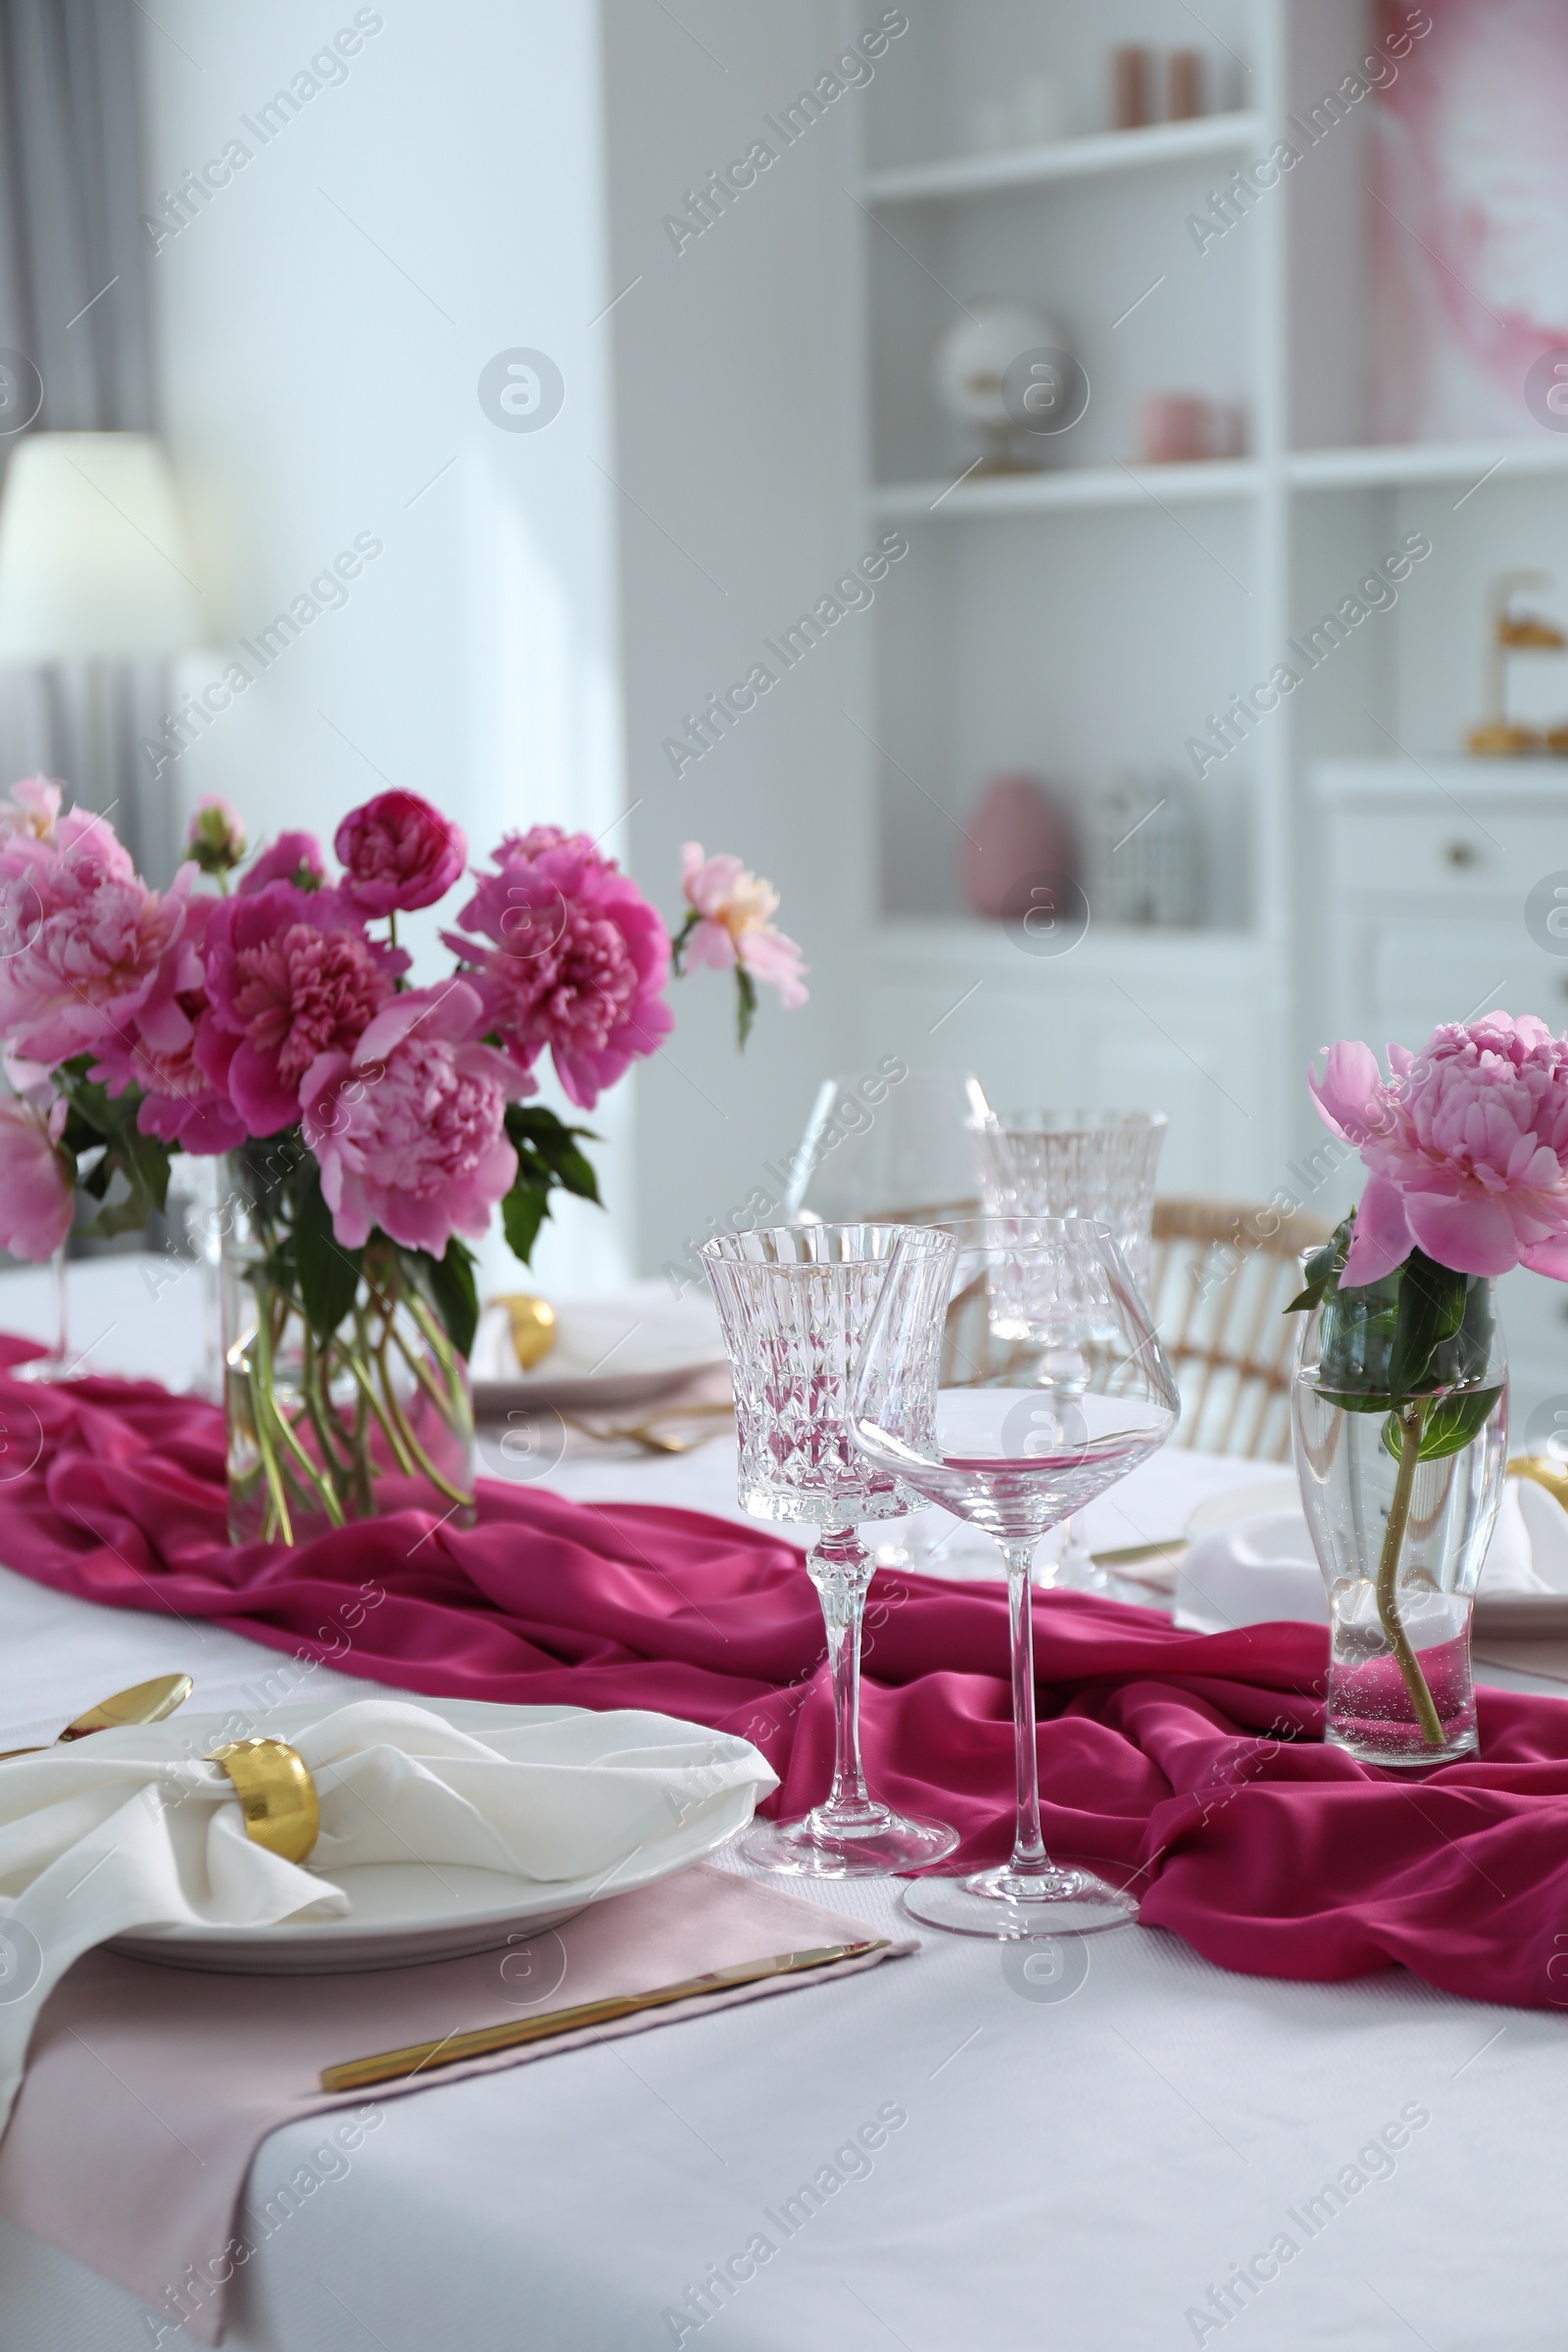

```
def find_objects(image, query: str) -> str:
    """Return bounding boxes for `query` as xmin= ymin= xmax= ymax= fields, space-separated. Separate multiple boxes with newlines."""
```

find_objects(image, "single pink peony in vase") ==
xmin=0 ymin=1091 xmax=73 ymax=1261
xmin=201 ymin=881 xmax=404 ymax=1134
xmin=1309 ymin=1012 xmax=1568 ymax=1284
xmin=335 ymin=791 xmax=467 ymax=915
xmin=444 ymin=828 xmax=672 ymax=1109
xmin=678 ymin=844 xmax=809 ymax=1008
xmin=299 ymin=979 xmax=518 ymax=1253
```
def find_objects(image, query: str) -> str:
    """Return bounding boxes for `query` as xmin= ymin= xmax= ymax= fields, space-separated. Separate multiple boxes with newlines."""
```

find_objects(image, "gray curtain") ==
xmin=0 ymin=0 xmax=172 ymax=878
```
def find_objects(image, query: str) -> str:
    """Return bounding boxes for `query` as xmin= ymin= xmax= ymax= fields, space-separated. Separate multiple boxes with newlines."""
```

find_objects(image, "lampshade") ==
xmin=0 ymin=432 xmax=204 ymax=660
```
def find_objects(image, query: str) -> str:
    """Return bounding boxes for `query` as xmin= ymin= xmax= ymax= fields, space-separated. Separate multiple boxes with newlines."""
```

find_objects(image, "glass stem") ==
xmin=807 ymin=1526 xmax=879 ymax=1824
xmin=1003 ymin=1540 xmax=1050 ymax=1873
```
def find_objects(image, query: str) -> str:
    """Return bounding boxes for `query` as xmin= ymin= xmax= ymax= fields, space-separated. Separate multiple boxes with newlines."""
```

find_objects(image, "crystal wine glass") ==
xmin=701 ymin=1223 xmax=960 ymax=1877
xmin=850 ymin=1216 xmax=1179 ymax=1936
xmin=977 ymin=1109 xmax=1167 ymax=1586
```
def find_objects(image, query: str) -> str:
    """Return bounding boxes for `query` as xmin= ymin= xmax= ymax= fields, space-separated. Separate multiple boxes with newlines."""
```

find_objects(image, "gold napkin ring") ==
xmin=207 ymin=1739 xmax=320 ymax=1865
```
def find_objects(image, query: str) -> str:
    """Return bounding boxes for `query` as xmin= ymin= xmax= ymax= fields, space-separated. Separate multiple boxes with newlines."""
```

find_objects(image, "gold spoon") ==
xmin=207 ymin=1737 xmax=320 ymax=1865
xmin=0 ymin=1672 xmax=194 ymax=1761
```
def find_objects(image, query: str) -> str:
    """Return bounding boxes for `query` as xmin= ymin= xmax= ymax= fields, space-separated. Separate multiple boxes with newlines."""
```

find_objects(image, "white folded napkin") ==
xmin=0 ymin=1698 xmax=775 ymax=2135
xmin=1175 ymin=1478 xmax=1568 ymax=1634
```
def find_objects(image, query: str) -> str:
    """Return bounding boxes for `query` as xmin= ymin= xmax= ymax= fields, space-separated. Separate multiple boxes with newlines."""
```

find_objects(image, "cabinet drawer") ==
xmin=1333 ymin=808 xmax=1568 ymax=900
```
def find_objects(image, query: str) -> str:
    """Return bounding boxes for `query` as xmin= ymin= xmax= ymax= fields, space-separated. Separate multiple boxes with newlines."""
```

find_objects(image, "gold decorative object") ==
xmin=319 ymin=1939 xmax=891 ymax=2091
xmin=0 ymin=1672 xmax=194 ymax=1761
xmin=1506 ymin=1454 xmax=1568 ymax=1511
xmin=1466 ymin=571 xmax=1568 ymax=755
xmin=494 ymin=1293 xmax=558 ymax=1371
xmin=207 ymin=1738 xmax=320 ymax=1865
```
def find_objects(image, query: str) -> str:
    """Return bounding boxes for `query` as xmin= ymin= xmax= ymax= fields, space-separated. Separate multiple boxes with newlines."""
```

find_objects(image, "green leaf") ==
xmin=1318 ymin=1389 xmax=1401 ymax=1414
xmin=736 ymin=966 xmax=758 ymax=1051
xmin=1283 ymin=1219 xmax=1353 ymax=1318
xmin=506 ymin=1105 xmax=602 ymax=1203
xmin=294 ymin=1173 xmax=364 ymax=1341
xmin=1380 ymin=1385 xmax=1503 ymax=1465
xmin=1387 ymin=1250 xmax=1468 ymax=1396
xmin=501 ymin=1179 xmax=551 ymax=1268
xmin=402 ymin=1238 xmax=479 ymax=1361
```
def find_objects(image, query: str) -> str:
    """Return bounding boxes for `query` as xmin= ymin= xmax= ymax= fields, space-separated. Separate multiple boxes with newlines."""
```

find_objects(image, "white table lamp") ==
xmin=0 ymin=431 xmax=203 ymax=659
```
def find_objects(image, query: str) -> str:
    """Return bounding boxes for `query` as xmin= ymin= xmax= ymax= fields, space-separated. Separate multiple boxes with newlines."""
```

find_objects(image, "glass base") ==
xmin=742 ymin=1805 xmax=958 ymax=1879
xmin=903 ymin=1864 xmax=1140 ymax=1939
xmin=1326 ymin=1723 xmax=1479 ymax=1768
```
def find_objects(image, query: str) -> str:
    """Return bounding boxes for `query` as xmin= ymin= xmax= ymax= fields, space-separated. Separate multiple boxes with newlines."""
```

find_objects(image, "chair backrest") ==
xmin=1145 ymin=1199 xmax=1334 ymax=1460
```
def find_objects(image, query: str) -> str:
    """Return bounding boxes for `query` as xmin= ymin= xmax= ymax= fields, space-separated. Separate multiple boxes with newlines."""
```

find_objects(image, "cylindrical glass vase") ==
xmin=220 ymin=1150 xmax=474 ymax=1546
xmin=1292 ymin=1279 xmax=1506 ymax=1767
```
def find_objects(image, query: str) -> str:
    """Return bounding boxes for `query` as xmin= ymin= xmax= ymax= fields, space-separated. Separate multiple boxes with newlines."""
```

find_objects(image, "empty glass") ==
xmin=851 ymin=1217 xmax=1179 ymax=1937
xmin=978 ymin=1110 xmax=1167 ymax=1588
xmin=701 ymin=1224 xmax=960 ymax=1877
xmin=785 ymin=1068 xmax=992 ymax=1224
xmin=977 ymin=1109 xmax=1167 ymax=1289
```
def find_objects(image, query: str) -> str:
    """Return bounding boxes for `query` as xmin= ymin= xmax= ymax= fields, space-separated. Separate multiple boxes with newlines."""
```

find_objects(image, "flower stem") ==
xmin=1377 ymin=1396 xmax=1445 ymax=1749
xmin=246 ymin=1320 xmax=293 ymax=1548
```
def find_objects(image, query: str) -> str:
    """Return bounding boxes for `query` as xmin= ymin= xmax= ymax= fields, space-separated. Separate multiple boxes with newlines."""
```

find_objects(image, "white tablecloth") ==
xmin=1 ymin=1264 xmax=1566 ymax=2351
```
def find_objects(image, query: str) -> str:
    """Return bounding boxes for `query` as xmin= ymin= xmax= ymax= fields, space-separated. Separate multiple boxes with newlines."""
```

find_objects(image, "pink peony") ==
xmin=201 ymin=882 xmax=403 ymax=1135
xmin=679 ymin=843 xmax=808 ymax=1008
xmin=300 ymin=980 xmax=518 ymax=1254
xmin=238 ymin=832 xmax=326 ymax=896
xmin=1310 ymin=1013 xmax=1568 ymax=1284
xmin=184 ymin=796 xmax=247 ymax=878
xmin=89 ymin=894 xmax=245 ymax=1155
xmin=0 ymin=827 xmax=189 ymax=1064
xmin=335 ymin=791 xmax=466 ymax=915
xmin=443 ymin=831 xmax=672 ymax=1109
xmin=0 ymin=775 xmax=62 ymax=853
xmin=0 ymin=1090 xmax=73 ymax=1261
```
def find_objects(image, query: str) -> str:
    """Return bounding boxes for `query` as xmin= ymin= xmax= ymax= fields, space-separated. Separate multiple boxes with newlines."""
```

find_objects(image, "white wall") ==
xmin=600 ymin=0 xmax=880 ymax=1284
xmin=136 ymin=0 xmax=635 ymax=1293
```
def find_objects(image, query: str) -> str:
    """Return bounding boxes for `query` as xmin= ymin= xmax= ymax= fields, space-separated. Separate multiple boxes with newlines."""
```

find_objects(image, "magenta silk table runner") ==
xmin=3 ymin=1346 xmax=1568 ymax=2011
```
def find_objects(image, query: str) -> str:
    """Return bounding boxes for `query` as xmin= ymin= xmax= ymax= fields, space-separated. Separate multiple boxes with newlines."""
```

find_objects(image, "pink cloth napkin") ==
xmin=0 ymin=1861 xmax=906 ymax=2345
xmin=8 ymin=1354 xmax=1568 ymax=2011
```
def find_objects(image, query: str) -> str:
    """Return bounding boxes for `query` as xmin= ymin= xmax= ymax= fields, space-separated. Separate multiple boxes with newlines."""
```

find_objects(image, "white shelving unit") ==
xmin=851 ymin=0 xmax=1568 ymax=1204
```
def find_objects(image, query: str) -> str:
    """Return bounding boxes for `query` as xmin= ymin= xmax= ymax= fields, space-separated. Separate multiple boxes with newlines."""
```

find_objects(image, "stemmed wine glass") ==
xmin=701 ymin=1223 xmax=960 ymax=1877
xmin=850 ymin=1216 xmax=1179 ymax=1936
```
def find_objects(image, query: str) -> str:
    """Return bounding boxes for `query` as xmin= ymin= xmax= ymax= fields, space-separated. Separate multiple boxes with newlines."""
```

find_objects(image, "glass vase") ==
xmin=220 ymin=1149 xmax=474 ymax=1546
xmin=1292 ymin=1276 xmax=1506 ymax=1767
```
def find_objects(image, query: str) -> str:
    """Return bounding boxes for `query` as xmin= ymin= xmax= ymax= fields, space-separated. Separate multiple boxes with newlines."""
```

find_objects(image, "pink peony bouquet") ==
xmin=0 ymin=779 xmax=805 ymax=1327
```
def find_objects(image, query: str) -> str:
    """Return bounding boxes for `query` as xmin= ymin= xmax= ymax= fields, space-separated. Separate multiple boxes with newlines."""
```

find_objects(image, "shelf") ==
xmin=861 ymin=112 xmax=1263 ymax=205
xmin=1287 ymin=441 xmax=1568 ymax=492
xmin=871 ymin=460 xmax=1260 ymax=522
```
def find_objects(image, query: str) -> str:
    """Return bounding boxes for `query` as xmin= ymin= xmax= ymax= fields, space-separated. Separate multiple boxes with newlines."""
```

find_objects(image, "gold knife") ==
xmin=0 ymin=1672 xmax=194 ymax=1761
xmin=320 ymin=1938 xmax=892 ymax=2093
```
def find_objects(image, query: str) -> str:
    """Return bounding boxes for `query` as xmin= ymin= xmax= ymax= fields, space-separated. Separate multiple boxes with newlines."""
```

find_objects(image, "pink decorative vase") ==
xmin=964 ymin=774 xmax=1075 ymax=919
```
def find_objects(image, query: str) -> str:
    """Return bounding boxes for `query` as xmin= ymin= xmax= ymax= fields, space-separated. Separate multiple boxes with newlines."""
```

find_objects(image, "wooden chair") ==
xmin=1144 ymin=1199 xmax=1334 ymax=1460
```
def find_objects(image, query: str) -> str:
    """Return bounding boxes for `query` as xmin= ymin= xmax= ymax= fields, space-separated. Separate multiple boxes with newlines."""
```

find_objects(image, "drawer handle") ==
xmin=1445 ymin=840 xmax=1482 ymax=869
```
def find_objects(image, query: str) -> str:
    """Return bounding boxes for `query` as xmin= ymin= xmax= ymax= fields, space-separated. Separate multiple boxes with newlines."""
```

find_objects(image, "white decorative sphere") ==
xmin=932 ymin=297 xmax=1067 ymax=430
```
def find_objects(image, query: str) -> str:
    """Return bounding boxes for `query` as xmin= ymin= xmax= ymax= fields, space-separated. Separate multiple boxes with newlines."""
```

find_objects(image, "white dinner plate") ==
xmin=110 ymin=1697 xmax=760 ymax=1976
xmin=470 ymin=1292 xmax=727 ymax=1415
